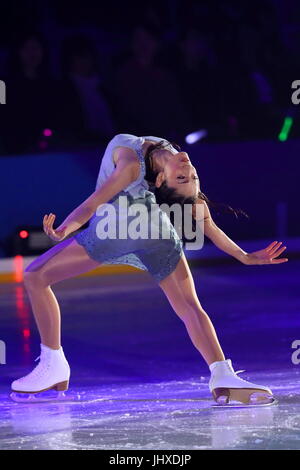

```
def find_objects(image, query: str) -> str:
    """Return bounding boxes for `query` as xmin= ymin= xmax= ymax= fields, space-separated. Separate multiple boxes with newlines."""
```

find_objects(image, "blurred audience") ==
xmin=171 ymin=28 xmax=222 ymax=139
xmin=108 ymin=24 xmax=185 ymax=140
xmin=0 ymin=0 xmax=298 ymax=154
xmin=1 ymin=32 xmax=57 ymax=154
xmin=58 ymin=35 xmax=115 ymax=144
xmin=237 ymin=25 xmax=283 ymax=139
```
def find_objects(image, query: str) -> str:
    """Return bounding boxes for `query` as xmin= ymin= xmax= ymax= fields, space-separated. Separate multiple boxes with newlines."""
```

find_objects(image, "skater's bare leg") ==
xmin=159 ymin=253 xmax=225 ymax=366
xmin=24 ymin=237 xmax=100 ymax=350
xmin=159 ymin=254 xmax=274 ymax=405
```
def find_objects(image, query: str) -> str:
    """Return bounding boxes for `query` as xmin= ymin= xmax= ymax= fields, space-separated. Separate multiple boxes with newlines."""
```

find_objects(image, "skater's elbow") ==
xmin=204 ymin=219 xmax=221 ymax=241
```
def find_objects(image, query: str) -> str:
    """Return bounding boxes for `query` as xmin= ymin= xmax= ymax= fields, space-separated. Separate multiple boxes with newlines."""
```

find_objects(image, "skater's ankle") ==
xmin=41 ymin=343 xmax=61 ymax=352
xmin=209 ymin=358 xmax=230 ymax=372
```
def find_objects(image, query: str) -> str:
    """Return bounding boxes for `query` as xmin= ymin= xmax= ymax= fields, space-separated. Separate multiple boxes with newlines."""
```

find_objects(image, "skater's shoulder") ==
xmin=112 ymin=146 xmax=140 ymax=177
xmin=109 ymin=133 xmax=141 ymax=146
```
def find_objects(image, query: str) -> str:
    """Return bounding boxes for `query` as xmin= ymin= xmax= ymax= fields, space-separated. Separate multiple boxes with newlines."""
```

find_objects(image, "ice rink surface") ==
xmin=0 ymin=259 xmax=299 ymax=450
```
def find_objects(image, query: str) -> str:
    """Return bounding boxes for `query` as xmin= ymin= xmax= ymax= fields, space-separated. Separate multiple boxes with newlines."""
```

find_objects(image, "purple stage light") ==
xmin=43 ymin=129 xmax=53 ymax=137
xmin=185 ymin=129 xmax=208 ymax=144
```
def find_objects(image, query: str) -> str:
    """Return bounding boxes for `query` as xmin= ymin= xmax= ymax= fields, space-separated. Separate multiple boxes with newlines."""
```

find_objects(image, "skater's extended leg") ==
xmin=23 ymin=237 xmax=100 ymax=349
xmin=159 ymin=253 xmax=225 ymax=366
xmin=159 ymin=254 xmax=274 ymax=405
xmin=11 ymin=237 xmax=100 ymax=398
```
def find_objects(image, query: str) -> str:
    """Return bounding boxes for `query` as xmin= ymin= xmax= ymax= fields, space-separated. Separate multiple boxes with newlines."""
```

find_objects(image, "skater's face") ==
xmin=155 ymin=148 xmax=200 ymax=198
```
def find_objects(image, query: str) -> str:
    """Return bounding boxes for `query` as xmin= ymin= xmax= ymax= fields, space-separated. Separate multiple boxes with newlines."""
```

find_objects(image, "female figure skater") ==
xmin=11 ymin=133 xmax=288 ymax=405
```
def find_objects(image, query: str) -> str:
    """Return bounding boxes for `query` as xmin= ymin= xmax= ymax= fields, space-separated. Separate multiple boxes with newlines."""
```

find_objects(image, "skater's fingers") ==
xmin=48 ymin=217 xmax=54 ymax=230
xmin=47 ymin=214 xmax=55 ymax=230
xmin=45 ymin=213 xmax=51 ymax=225
xmin=43 ymin=214 xmax=50 ymax=228
xmin=267 ymin=241 xmax=282 ymax=254
xmin=270 ymin=258 xmax=288 ymax=264
xmin=269 ymin=242 xmax=282 ymax=253
xmin=43 ymin=214 xmax=56 ymax=238
xmin=266 ymin=241 xmax=278 ymax=252
xmin=43 ymin=215 xmax=50 ymax=234
xmin=268 ymin=241 xmax=283 ymax=255
xmin=271 ymin=246 xmax=287 ymax=258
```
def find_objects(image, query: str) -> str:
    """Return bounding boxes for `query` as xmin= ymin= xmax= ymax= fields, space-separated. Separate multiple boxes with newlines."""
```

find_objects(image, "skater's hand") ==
xmin=43 ymin=214 xmax=67 ymax=242
xmin=244 ymin=241 xmax=288 ymax=265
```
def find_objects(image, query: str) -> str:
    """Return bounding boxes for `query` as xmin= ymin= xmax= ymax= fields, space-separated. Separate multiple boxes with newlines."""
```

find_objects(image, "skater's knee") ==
xmin=23 ymin=268 xmax=47 ymax=289
xmin=175 ymin=296 xmax=205 ymax=320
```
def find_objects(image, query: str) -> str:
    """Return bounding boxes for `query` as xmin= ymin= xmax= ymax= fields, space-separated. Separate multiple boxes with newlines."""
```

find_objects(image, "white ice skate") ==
xmin=209 ymin=359 xmax=276 ymax=407
xmin=10 ymin=343 xmax=71 ymax=403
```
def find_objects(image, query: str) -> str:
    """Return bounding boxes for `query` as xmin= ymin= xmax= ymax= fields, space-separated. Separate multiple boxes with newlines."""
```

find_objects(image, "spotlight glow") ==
xmin=43 ymin=128 xmax=53 ymax=137
xmin=185 ymin=129 xmax=208 ymax=144
xmin=14 ymin=255 xmax=24 ymax=283
xmin=19 ymin=230 xmax=29 ymax=239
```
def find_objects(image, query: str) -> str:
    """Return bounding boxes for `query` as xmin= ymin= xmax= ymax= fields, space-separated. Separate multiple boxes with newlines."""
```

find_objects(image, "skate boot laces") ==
xmin=224 ymin=360 xmax=247 ymax=378
xmin=225 ymin=361 xmax=249 ymax=382
xmin=17 ymin=355 xmax=51 ymax=383
xmin=234 ymin=369 xmax=249 ymax=383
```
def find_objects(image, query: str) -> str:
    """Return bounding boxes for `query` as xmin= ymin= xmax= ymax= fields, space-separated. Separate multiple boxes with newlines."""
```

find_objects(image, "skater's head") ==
xmin=145 ymin=140 xmax=200 ymax=200
xmin=145 ymin=140 xmax=249 ymax=242
xmin=144 ymin=140 xmax=202 ymax=246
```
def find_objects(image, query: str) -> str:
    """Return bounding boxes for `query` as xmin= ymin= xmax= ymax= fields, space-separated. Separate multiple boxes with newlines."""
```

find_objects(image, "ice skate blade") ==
xmin=10 ymin=391 xmax=71 ymax=403
xmin=212 ymin=397 xmax=278 ymax=408
xmin=10 ymin=380 xmax=71 ymax=403
xmin=212 ymin=387 xmax=275 ymax=406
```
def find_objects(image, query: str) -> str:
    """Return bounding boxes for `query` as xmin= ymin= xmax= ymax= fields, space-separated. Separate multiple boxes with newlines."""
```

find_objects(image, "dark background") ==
xmin=0 ymin=0 xmax=298 ymax=256
xmin=1 ymin=0 xmax=300 ymax=149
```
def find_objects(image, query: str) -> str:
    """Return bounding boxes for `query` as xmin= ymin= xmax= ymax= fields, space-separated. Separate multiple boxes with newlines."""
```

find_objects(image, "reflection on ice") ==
xmin=0 ymin=372 xmax=299 ymax=450
xmin=0 ymin=262 xmax=299 ymax=449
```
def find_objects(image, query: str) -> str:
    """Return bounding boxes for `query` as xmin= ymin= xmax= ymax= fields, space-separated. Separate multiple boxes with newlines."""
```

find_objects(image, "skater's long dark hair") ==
xmin=144 ymin=140 xmax=249 ymax=245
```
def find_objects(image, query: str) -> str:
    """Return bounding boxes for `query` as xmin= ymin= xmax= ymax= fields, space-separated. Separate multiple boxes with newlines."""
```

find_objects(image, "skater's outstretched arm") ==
xmin=43 ymin=148 xmax=141 ymax=241
xmin=193 ymin=199 xmax=288 ymax=265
